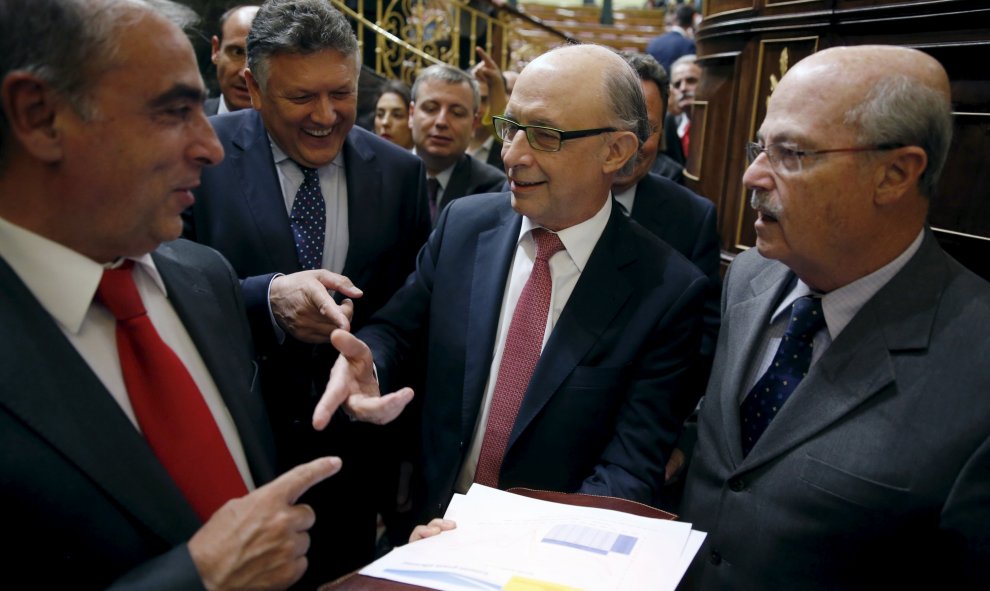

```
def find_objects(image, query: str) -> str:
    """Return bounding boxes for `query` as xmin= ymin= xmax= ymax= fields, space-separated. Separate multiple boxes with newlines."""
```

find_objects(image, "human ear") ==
xmin=1 ymin=72 xmax=63 ymax=163
xmin=874 ymin=146 xmax=927 ymax=205
xmin=602 ymin=130 xmax=639 ymax=174
xmin=244 ymin=69 xmax=263 ymax=111
xmin=211 ymin=35 xmax=221 ymax=64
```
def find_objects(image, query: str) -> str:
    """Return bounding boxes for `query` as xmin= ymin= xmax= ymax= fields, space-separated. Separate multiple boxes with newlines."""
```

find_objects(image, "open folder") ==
xmin=355 ymin=484 xmax=706 ymax=591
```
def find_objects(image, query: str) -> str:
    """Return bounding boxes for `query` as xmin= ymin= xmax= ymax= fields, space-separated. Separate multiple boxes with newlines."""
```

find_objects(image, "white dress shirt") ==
xmin=271 ymin=139 xmax=350 ymax=274
xmin=455 ymin=196 xmax=613 ymax=491
xmin=741 ymin=230 xmax=925 ymax=402
xmin=0 ymin=215 xmax=256 ymax=489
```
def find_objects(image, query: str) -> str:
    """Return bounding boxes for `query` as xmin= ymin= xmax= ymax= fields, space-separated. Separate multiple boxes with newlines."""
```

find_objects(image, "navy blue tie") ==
xmin=741 ymin=296 xmax=825 ymax=456
xmin=289 ymin=165 xmax=325 ymax=270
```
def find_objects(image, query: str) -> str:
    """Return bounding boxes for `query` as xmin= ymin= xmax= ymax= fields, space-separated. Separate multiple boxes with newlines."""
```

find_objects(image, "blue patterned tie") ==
xmin=740 ymin=296 xmax=825 ymax=456
xmin=289 ymin=165 xmax=326 ymax=270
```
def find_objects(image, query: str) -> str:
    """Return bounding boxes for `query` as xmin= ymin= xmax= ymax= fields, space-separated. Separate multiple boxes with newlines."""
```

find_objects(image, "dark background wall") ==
xmin=178 ymin=0 xmax=253 ymax=98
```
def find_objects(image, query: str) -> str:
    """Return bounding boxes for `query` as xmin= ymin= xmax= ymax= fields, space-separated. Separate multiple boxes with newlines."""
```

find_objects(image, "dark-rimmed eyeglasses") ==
xmin=745 ymin=142 xmax=903 ymax=174
xmin=492 ymin=115 xmax=617 ymax=153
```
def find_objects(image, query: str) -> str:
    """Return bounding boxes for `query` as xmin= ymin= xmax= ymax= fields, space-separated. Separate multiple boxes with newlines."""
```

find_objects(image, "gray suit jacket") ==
xmin=0 ymin=239 xmax=275 ymax=590
xmin=680 ymin=230 xmax=990 ymax=589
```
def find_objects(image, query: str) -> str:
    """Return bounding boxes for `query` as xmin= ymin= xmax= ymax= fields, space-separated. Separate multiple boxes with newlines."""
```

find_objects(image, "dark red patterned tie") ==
xmin=97 ymin=261 xmax=248 ymax=521
xmin=475 ymin=229 xmax=565 ymax=487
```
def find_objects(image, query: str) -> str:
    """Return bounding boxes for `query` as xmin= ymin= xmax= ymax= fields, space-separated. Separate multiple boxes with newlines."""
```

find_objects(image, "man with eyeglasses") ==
xmin=313 ymin=44 xmax=708 ymax=539
xmin=679 ymin=45 xmax=990 ymax=589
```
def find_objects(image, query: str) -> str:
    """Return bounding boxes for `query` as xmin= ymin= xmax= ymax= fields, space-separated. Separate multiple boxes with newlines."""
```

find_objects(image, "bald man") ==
xmin=316 ymin=44 xmax=707 ymax=538
xmin=205 ymin=4 xmax=258 ymax=115
xmin=680 ymin=45 xmax=990 ymax=589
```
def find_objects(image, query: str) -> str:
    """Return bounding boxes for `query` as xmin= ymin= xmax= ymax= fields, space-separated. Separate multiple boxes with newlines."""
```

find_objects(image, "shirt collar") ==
xmin=771 ymin=229 xmax=925 ymax=340
xmin=518 ymin=194 xmax=612 ymax=273
xmin=217 ymin=94 xmax=230 ymax=115
xmin=612 ymin=183 xmax=636 ymax=216
xmin=270 ymin=135 xmax=345 ymax=169
xmin=431 ymin=161 xmax=457 ymax=191
xmin=0 ymin=215 xmax=164 ymax=335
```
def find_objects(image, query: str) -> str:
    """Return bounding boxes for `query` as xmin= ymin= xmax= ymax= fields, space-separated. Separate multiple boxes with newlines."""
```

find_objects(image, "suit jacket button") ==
xmin=729 ymin=477 xmax=745 ymax=492
xmin=709 ymin=551 xmax=722 ymax=565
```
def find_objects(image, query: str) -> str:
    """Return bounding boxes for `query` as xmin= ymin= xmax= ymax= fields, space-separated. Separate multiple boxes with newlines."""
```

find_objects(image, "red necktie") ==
xmin=681 ymin=118 xmax=691 ymax=158
xmin=475 ymin=229 xmax=565 ymax=487
xmin=97 ymin=261 xmax=248 ymax=521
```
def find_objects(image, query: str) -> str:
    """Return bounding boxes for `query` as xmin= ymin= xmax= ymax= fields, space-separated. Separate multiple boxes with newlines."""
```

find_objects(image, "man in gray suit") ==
xmin=0 ymin=0 xmax=340 ymax=588
xmin=680 ymin=45 xmax=990 ymax=589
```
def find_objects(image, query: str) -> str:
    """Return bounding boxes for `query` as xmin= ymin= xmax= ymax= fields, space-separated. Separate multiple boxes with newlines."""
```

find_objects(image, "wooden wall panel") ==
xmin=694 ymin=0 xmax=990 ymax=279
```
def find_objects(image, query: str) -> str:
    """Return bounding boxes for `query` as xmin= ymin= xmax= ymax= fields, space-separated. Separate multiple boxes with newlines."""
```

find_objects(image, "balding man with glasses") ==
xmin=679 ymin=45 xmax=990 ymax=590
xmin=314 ymin=44 xmax=708 ymax=539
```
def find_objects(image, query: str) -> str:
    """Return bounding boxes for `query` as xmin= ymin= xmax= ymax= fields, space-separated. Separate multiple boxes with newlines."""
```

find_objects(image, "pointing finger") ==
xmin=264 ymin=457 xmax=342 ymax=505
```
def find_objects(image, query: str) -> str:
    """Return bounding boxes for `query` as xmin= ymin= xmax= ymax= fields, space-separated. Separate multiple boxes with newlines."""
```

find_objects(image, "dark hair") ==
xmin=247 ymin=0 xmax=359 ymax=89
xmin=674 ymin=4 xmax=695 ymax=28
xmin=620 ymin=51 xmax=670 ymax=120
xmin=377 ymin=79 xmax=412 ymax=109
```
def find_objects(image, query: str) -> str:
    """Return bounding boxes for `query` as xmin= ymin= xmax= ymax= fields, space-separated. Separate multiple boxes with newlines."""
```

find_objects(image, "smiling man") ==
xmin=183 ymin=0 xmax=431 ymax=584
xmin=409 ymin=64 xmax=505 ymax=223
xmin=315 ymin=44 xmax=707 ymax=539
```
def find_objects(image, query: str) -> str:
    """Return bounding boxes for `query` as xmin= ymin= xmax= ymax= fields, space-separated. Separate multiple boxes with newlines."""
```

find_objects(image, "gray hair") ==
xmin=619 ymin=51 xmax=670 ymax=122
xmin=247 ymin=0 xmax=358 ymax=90
xmin=670 ymin=53 xmax=697 ymax=74
xmin=0 ymin=0 xmax=196 ymax=162
xmin=602 ymin=50 xmax=651 ymax=176
xmin=845 ymin=74 xmax=952 ymax=199
xmin=411 ymin=64 xmax=481 ymax=113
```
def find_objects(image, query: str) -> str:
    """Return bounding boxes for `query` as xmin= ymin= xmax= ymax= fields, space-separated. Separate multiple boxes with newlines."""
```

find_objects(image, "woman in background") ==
xmin=374 ymin=80 xmax=414 ymax=150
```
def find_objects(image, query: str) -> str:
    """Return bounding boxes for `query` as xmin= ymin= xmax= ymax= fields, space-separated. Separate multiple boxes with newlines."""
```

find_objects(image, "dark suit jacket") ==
xmin=646 ymin=30 xmax=696 ymax=75
xmin=629 ymin=172 xmax=721 ymax=412
xmin=437 ymin=153 xmax=506 ymax=214
xmin=203 ymin=96 xmax=220 ymax=116
xmin=680 ymin=230 xmax=990 ymax=589
xmin=0 ymin=239 xmax=275 ymax=590
xmin=484 ymin=139 xmax=504 ymax=172
xmin=663 ymin=112 xmax=687 ymax=166
xmin=184 ymin=108 xmax=431 ymax=582
xmin=359 ymin=193 xmax=707 ymax=531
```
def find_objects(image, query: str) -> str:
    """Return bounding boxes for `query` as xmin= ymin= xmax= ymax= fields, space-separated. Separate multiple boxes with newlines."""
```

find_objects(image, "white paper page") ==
xmin=361 ymin=485 xmax=706 ymax=591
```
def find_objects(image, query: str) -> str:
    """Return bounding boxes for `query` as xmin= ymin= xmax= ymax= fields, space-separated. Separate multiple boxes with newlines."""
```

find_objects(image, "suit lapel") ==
xmin=737 ymin=232 xmax=945 ymax=472
xmin=509 ymin=206 xmax=634 ymax=447
xmin=630 ymin=174 xmax=670 ymax=228
xmin=153 ymin=246 xmax=275 ymax=484
xmin=0 ymin=258 xmax=201 ymax=543
xmin=440 ymin=155 xmax=471 ymax=208
xmin=341 ymin=129 xmax=383 ymax=280
xmin=460 ymin=205 xmax=521 ymax=442
xmin=715 ymin=261 xmax=792 ymax=465
xmin=232 ymin=112 xmax=300 ymax=272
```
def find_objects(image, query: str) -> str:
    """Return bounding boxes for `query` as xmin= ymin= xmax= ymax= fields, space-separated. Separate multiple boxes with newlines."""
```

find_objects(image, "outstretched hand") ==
xmin=270 ymin=270 xmax=362 ymax=343
xmin=312 ymin=329 xmax=414 ymax=430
